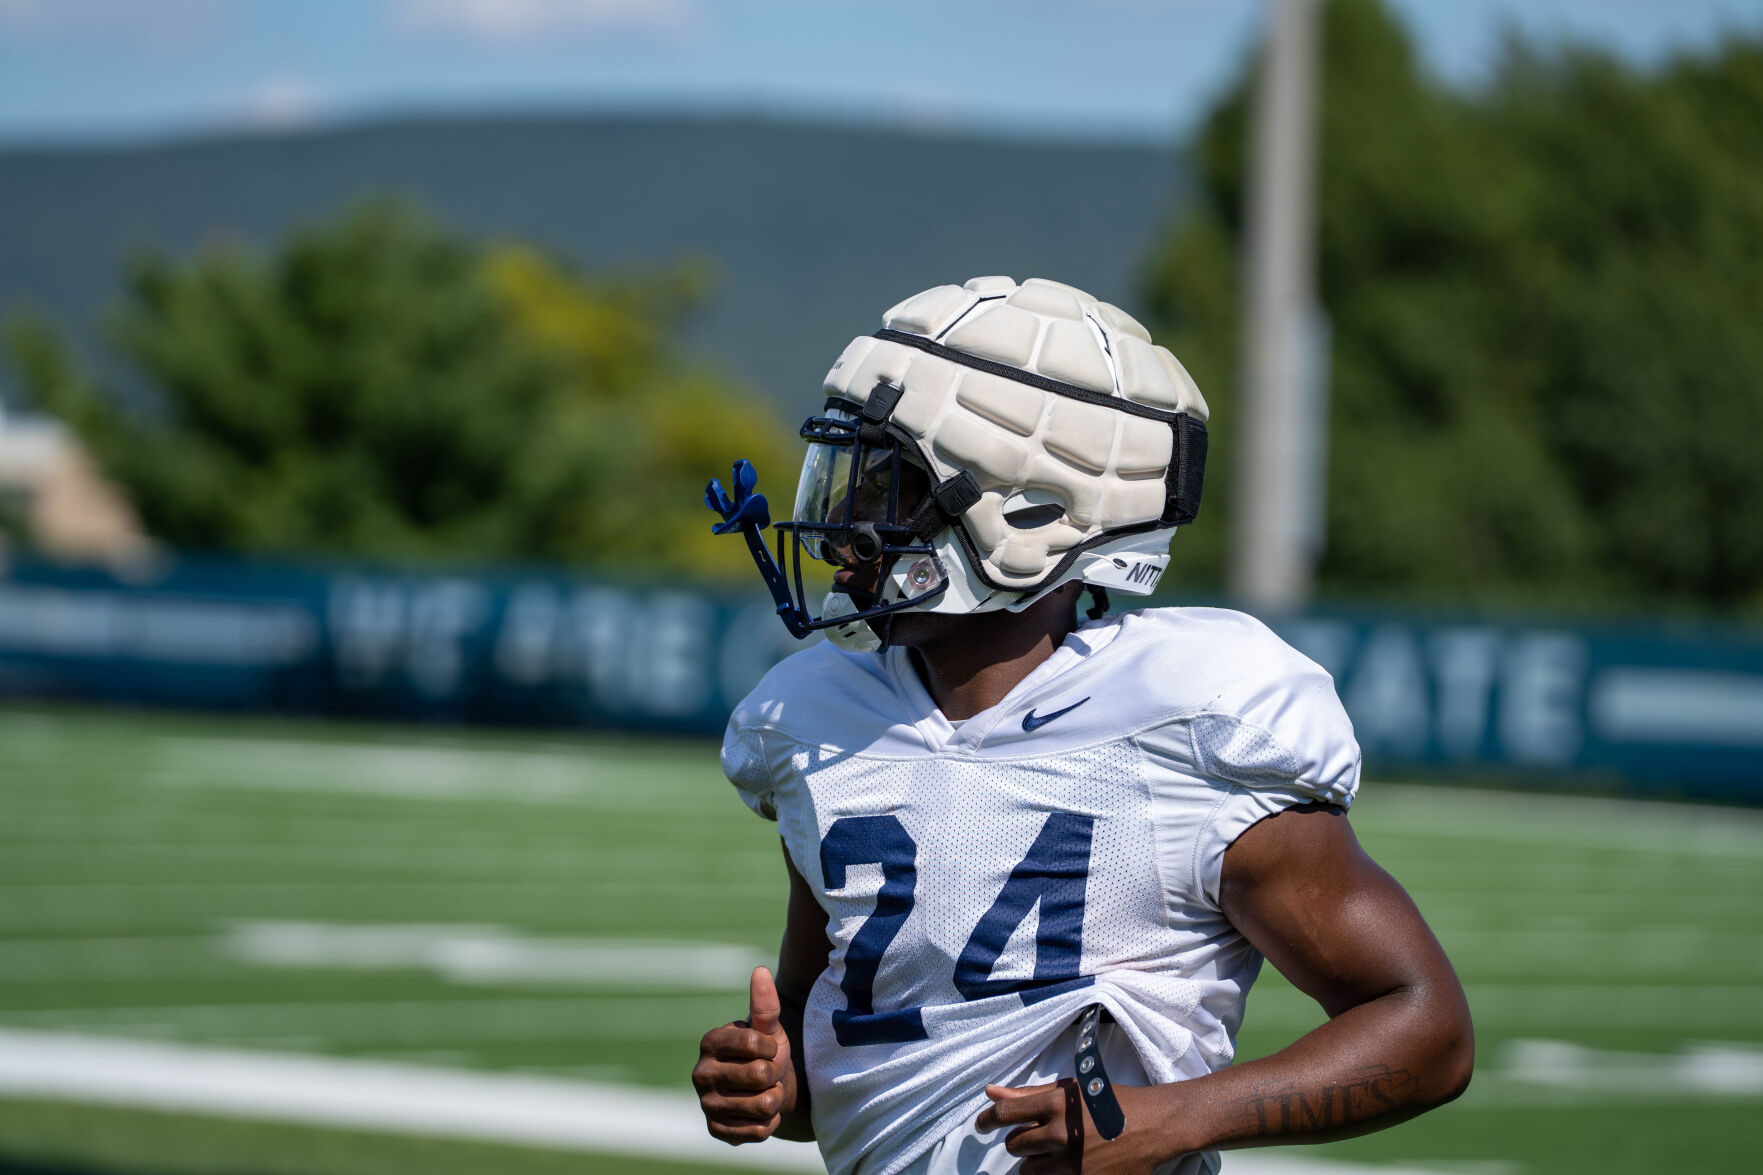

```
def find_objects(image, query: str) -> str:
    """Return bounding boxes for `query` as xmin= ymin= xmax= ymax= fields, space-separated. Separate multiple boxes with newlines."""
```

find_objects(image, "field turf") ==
xmin=0 ymin=705 xmax=1758 ymax=1174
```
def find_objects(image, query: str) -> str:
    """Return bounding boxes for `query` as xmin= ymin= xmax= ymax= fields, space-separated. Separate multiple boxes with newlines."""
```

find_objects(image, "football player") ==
xmin=695 ymin=278 xmax=1472 ymax=1175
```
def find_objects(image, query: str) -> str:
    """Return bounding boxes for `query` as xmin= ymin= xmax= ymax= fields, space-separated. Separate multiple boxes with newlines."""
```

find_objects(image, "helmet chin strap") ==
xmin=820 ymin=589 xmax=884 ymax=652
xmin=822 ymin=579 xmax=1105 ymax=654
xmin=825 ymin=525 xmax=1132 ymax=647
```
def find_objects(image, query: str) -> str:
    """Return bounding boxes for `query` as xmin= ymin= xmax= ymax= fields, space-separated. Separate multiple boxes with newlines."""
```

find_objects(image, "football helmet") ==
xmin=706 ymin=276 xmax=1209 ymax=651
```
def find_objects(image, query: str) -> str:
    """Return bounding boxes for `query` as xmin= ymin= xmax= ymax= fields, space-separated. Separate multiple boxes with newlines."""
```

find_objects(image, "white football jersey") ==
xmin=721 ymin=607 xmax=1361 ymax=1175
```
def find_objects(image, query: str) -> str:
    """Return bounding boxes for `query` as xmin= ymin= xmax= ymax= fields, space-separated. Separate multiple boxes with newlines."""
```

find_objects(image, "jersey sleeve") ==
xmin=718 ymin=640 xmax=887 ymax=823
xmin=721 ymin=716 xmax=781 ymax=821
xmin=1140 ymin=625 xmax=1362 ymax=910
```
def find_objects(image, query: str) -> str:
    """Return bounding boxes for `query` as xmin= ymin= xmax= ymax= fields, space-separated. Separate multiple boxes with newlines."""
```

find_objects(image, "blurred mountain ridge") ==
xmin=0 ymin=114 xmax=1184 ymax=409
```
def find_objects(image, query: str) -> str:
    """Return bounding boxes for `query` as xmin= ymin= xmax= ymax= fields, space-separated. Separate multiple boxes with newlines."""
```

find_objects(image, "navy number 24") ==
xmin=818 ymin=811 xmax=1095 ymax=1047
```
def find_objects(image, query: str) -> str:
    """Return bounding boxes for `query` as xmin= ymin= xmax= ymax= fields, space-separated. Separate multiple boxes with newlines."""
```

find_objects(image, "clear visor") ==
xmin=792 ymin=411 xmax=899 ymax=563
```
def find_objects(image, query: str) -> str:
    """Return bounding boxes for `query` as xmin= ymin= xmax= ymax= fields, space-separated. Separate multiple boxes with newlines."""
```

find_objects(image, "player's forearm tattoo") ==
xmin=1237 ymin=1065 xmax=1419 ymax=1137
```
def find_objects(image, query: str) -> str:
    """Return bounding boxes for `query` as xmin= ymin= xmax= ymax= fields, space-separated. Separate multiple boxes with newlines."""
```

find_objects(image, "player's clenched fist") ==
xmin=977 ymin=1081 xmax=1160 ymax=1175
xmin=694 ymin=966 xmax=798 ymax=1144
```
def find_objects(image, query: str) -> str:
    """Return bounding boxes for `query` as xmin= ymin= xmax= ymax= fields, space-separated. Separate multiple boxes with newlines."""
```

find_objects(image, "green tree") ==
xmin=1145 ymin=0 xmax=1763 ymax=613
xmin=3 ymin=201 xmax=795 ymax=580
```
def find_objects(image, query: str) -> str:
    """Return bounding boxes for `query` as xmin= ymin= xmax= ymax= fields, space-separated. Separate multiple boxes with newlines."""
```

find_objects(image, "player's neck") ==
xmin=897 ymin=592 xmax=1081 ymax=722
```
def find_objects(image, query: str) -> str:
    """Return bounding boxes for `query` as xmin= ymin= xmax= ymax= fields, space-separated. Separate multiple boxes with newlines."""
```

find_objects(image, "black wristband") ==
xmin=1074 ymin=1004 xmax=1126 ymax=1141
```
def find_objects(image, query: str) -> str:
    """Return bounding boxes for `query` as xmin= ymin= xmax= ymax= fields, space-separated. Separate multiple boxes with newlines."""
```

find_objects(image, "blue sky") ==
xmin=2 ymin=0 xmax=1760 ymax=145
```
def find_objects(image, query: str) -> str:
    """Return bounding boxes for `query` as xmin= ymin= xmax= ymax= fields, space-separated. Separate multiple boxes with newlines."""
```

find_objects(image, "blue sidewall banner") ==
xmin=1 ymin=555 xmax=1759 ymax=799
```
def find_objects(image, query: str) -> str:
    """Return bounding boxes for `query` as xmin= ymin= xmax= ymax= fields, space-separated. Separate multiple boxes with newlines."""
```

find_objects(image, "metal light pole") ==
xmin=1230 ymin=0 xmax=1326 ymax=612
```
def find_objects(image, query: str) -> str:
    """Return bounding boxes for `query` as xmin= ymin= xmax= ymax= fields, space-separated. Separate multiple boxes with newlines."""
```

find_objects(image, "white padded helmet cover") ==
xmin=823 ymin=277 xmax=1208 ymax=593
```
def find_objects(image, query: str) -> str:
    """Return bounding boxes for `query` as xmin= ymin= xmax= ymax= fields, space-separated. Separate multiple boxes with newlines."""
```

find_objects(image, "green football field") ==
xmin=0 ymin=704 xmax=1759 ymax=1175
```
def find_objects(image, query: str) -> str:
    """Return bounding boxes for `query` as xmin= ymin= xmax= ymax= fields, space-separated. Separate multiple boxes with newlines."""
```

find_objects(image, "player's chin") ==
xmin=831 ymin=570 xmax=880 ymax=609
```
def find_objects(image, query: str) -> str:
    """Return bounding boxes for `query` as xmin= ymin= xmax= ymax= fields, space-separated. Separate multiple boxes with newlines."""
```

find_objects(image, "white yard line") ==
xmin=1 ymin=996 xmax=741 ymax=1042
xmin=0 ymin=841 xmax=781 ymax=876
xmin=1360 ymin=788 xmax=1763 ymax=859
xmin=221 ymin=921 xmax=769 ymax=989
xmin=0 ymin=878 xmax=780 ymax=907
xmin=0 ymin=1028 xmax=822 ymax=1172
xmin=11 ymin=982 xmax=1759 ymax=1042
xmin=1244 ymin=981 xmax=1763 ymax=1031
xmin=0 ymin=1029 xmax=1473 ymax=1175
xmin=1498 ymin=1038 xmax=1763 ymax=1097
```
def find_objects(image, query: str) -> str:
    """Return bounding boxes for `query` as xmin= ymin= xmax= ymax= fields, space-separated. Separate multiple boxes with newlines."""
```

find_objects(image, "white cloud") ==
xmin=0 ymin=0 xmax=228 ymax=49
xmin=389 ymin=0 xmax=703 ymax=47
xmin=212 ymin=71 xmax=327 ymax=132
xmin=1079 ymin=0 xmax=1233 ymax=8
xmin=888 ymin=82 xmax=966 ymax=133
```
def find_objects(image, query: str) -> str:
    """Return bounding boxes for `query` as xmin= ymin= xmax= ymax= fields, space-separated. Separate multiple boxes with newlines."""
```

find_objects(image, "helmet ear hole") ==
xmin=1003 ymin=503 xmax=1064 ymax=530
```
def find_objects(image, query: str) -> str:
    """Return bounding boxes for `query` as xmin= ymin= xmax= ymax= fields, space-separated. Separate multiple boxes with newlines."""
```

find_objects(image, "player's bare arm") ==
xmin=693 ymin=844 xmax=825 ymax=1143
xmin=977 ymin=804 xmax=1473 ymax=1172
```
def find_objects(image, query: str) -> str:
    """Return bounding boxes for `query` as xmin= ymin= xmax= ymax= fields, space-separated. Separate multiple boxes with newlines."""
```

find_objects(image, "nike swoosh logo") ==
xmin=1021 ymin=697 xmax=1091 ymax=732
